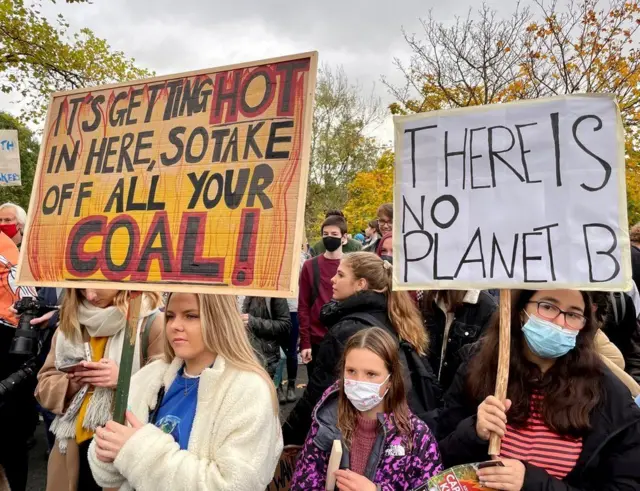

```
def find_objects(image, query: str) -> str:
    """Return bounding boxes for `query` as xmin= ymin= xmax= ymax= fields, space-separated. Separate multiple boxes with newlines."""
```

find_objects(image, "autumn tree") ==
xmin=387 ymin=0 xmax=640 ymax=224
xmin=306 ymin=65 xmax=384 ymax=240
xmin=0 ymin=111 xmax=38 ymax=210
xmin=343 ymin=150 xmax=394 ymax=233
xmin=1 ymin=0 xmax=152 ymax=123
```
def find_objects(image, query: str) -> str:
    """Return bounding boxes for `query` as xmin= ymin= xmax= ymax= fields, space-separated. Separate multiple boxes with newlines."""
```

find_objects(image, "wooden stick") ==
xmin=113 ymin=292 xmax=143 ymax=425
xmin=489 ymin=289 xmax=511 ymax=457
xmin=325 ymin=440 xmax=343 ymax=491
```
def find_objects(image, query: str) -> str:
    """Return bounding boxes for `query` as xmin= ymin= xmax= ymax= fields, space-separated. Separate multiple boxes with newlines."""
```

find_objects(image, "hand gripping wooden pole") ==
xmin=113 ymin=292 xmax=143 ymax=425
xmin=488 ymin=289 xmax=511 ymax=457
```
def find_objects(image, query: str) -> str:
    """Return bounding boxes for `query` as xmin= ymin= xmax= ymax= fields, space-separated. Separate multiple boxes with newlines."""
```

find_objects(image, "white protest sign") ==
xmin=393 ymin=95 xmax=632 ymax=291
xmin=0 ymin=130 xmax=21 ymax=186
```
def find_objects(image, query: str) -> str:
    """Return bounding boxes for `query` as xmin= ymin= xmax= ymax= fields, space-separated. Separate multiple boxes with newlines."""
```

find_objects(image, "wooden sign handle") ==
xmin=113 ymin=292 xmax=143 ymax=425
xmin=488 ymin=289 xmax=511 ymax=457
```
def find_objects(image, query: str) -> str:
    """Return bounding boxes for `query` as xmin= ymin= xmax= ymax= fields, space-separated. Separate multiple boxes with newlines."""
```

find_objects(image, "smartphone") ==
xmin=59 ymin=362 xmax=84 ymax=373
xmin=477 ymin=460 xmax=506 ymax=469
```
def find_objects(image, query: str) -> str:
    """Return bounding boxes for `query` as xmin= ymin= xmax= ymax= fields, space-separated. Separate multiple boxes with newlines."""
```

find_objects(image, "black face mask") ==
xmin=323 ymin=236 xmax=342 ymax=252
xmin=380 ymin=255 xmax=393 ymax=264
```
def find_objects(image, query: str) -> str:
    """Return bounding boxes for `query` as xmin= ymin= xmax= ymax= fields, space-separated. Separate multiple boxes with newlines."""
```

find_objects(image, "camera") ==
xmin=0 ymin=357 xmax=37 ymax=397
xmin=10 ymin=297 xmax=58 ymax=357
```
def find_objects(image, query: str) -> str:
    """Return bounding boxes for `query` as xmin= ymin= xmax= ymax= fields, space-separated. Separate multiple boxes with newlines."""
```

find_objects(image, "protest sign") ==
xmin=393 ymin=94 xmax=632 ymax=291
xmin=266 ymin=446 xmax=301 ymax=491
xmin=17 ymin=52 xmax=318 ymax=296
xmin=0 ymin=130 xmax=21 ymax=186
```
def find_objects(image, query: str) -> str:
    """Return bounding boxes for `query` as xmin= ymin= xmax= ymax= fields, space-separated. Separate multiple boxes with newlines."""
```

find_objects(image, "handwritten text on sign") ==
xmin=394 ymin=95 xmax=631 ymax=290
xmin=18 ymin=53 xmax=317 ymax=296
xmin=0 ymin=130 xmax=21 ymax=187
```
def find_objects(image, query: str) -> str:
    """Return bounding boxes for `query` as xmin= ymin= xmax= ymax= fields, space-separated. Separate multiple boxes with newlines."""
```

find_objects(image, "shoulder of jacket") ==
xmin=132 ymin=359 xmax=169 ymax=387
xmin=217 ymin=365 xmax=273 ymax=398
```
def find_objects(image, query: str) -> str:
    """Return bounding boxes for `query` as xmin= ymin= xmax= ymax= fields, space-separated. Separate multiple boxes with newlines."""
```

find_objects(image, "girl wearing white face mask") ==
xmin=290 ymin=327 xmax=443 ymax=491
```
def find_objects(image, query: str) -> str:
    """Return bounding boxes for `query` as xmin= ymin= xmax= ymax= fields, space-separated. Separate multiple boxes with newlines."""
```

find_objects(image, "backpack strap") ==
xmin=141 ymin=310 xmax=160 ymax=364
xmin=265 ymin=298 xmax=272 ymax=319
xmin=341 ymin=312 xmax=389 ymax=331
xmin=610 ymin=292 xmax=626 ymax=326
xmin=309 ymin=256 xmax=321 ymax=307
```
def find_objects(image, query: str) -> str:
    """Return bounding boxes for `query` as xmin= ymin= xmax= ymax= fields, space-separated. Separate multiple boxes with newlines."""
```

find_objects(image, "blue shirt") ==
xmin=154 ymin=368 xmax=199 ymax=449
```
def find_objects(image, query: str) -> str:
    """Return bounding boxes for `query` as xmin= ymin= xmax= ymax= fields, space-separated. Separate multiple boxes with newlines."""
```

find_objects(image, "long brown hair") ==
xmin=163 ymin=293 xmax=279 ymax=414
xmin=421 ymin=290 xmax=467 ymax=314
xmin=466 ymin=290 xmax=602 ymax=436
xmin=337 ymin=327 xmax=412 ymax=448
xmin=342 ymin=252 xmax=428 ymax=354
xmin=59 ymin=289 xmax=162 ymax=341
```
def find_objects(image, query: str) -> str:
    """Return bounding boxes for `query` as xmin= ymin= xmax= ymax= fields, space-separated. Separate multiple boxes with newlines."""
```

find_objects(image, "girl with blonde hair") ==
xmin=36 ymin=289 xmax=163 ymax=491
xmin=88 ymin=292 xmax=282 ymax=491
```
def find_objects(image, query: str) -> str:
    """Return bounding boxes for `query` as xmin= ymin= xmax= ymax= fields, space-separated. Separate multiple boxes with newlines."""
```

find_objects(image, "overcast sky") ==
xmin=6 ymin=0 xmax=517 ymax=142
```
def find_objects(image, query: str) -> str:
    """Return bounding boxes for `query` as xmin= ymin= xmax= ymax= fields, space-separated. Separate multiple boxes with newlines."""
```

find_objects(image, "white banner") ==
xmin=0 ymin=130 xmax=21 ymax=187
xmin=393 ymin=95 xmax=632 ymax=291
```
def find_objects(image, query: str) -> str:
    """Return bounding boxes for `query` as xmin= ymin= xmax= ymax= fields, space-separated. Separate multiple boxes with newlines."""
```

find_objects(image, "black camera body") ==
xmin=10 ymin=297 xmax=58 ymax=357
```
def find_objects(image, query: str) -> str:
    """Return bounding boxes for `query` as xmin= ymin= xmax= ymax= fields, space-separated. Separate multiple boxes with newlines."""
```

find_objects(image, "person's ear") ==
xmin=356 ymin=278 xmax=368 ymax=292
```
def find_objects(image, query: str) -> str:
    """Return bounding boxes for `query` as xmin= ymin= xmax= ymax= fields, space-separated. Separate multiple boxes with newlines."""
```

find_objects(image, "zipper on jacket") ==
xmin=365 ymin=417 xmax=389 ymax=482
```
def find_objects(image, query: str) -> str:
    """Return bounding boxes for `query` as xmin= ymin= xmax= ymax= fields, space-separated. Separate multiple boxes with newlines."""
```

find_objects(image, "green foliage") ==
xmin=0 ymin=111 xmax=38 ymax=210
xmin=305 ymin=65 xmax=383 ymax=241
xmin=0 ymin=0 xmax=152 ymax=123
xmin=343 ymin=150 xmax=394 ymax=233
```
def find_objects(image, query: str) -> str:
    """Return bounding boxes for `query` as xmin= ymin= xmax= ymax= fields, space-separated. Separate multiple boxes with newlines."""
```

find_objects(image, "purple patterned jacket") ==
xmin=290 ymin=385 xmax=443 ymax=490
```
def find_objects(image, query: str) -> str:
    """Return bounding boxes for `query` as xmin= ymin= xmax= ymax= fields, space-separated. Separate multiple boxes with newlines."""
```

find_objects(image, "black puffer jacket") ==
xmin=421 ymin=291 xmax=497 ymax=391
xmin=601 ymin=292 xmax=640 ymax=382
xmin=243 ymin=297 xmax=291 ymax=377
xmin=282 ymin=291 xmax=441 ymax=445
xmin=436 ymin=362 xmax=640 ymax=490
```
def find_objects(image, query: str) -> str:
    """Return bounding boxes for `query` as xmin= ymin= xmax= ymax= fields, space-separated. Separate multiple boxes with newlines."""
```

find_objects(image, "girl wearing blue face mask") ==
xmin=436 ymin=289 xmax=640 ymax=491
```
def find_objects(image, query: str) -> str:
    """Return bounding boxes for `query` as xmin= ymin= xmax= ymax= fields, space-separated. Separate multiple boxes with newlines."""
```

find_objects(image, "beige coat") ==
xmin=36 ymin=313 xmax=164 ymax=491
xmin=595 ymin=329 xmax=640 ymax=398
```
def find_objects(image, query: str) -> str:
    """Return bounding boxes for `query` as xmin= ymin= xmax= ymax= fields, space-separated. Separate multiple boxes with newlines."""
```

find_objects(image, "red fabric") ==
xmin=501 ymin=393 xmax=583 ymax=479
xmin=376 ymin=232 xmax=393 ymax=257
xmin=298 ymin=254 xmax=340 ymax=350
xmin=350 ymin=415 xmax=379 ymax=475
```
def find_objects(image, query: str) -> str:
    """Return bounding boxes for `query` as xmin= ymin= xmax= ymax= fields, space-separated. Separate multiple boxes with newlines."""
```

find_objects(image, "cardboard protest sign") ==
xmin=266 ymin=446 xmax=301 ymax=491
xmin=0 ymin=130 xmax=21 ymax=186
xmin=17 ymin=53 xmax=318 ymax=296
xmin=393 ymin=95 xmax=632 ymax=291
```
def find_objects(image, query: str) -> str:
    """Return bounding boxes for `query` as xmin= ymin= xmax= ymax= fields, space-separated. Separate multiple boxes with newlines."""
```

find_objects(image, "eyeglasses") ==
xmin=527 ymin=301 xmax=587 ymax=330
xmin=378 ymin=219 xmax=392 ymax=226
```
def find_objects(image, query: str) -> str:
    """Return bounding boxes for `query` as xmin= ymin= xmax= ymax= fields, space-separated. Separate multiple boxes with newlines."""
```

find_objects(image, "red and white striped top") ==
xmin=501 ymin=393 xmax=583 ymax=479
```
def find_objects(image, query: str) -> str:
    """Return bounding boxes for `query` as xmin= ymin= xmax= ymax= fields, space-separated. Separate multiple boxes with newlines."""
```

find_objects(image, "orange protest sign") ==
xmin=17 ymin=52 xmax=318 ymax=296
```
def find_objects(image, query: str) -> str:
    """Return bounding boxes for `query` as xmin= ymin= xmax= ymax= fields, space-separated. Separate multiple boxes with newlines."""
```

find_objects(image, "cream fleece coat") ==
xmin=88 ymin=356 xmax=283 ymax=491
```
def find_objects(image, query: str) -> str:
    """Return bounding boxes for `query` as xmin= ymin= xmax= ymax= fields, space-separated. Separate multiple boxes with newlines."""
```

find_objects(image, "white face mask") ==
xmin=344 ymin=374 xmax=390 ymax=412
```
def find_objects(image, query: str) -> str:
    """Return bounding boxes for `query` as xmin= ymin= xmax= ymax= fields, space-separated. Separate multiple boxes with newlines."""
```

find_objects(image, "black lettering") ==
xmin=445 ymin=128 xmax=467 ymax=189
xmin=84 ymin=138 xmax=107 ymax=175
xmin=126 ymin=176 xmax=146 ymax=211
xmin=42 ymin=186 xmax=59 ymax=215
xmin=66 ymin=96 xmax=84 ymax=135
xmin=104 ymin=178 xmax=124 ymax=213
xmin=431 ymin=195 xmax=459 ymax=229
xmin=82 ymin=94 xmax=104 ymax=132
xmin=69 ymin=218 xmax=103 ymax=273
xmin=490 ymin=233 xmax=519 ymax=279
xmin=515 ymin=123 xmax=542 ymax=184
xmin=275 ymin=60 xmax=309 ymax=114
xmin=247 ymin=164 xmax=274 ymax=208
xmin=105 ymin=220 xmax=135 ymax=272
xmin=55 ymin=141 xmax=80 ymax=173
xmin=109 ymin=91 xmax=128 ymax=127
xmin=145 ymin=82 xmax=166 ymax=123
xmin=133 ymin=131 xmax=154 ymax=168
xmin=455 ymin=227 xmax=486 ymax=278
xmin=160 ymin=127 xmax=186 ymax=166
xmin=240 ymin=70 xmax=272 ymax=114
xmin=212 ymin=72 xmax=240 ymax=123
xmin=75 ymin=182 xmax=93 ymax=217
xmin=224 ymin=169 xmax=250 ymax=209
xmin=125 ymin=88 xmax=144 ymax=125
xmin=522 ymin=231 xmax=546 ymax=283
xmin=147 ymin=175 xmax=165 ymax=211
xmin=163 ymin=80 xmax=183 ymax=121
xmin=203 ymin=173 xmax=223 ymax=209
xmin=583 ymin=223 xmax=621 ymax=282
xmin=550 ymin=112 xmax=562 ymax=186
xmin=572 ymin=115 xmax=612 ymax=192
xmin=180 ymin=215 xmax=222 ymax=277
xmin=211 ymin=128 xmax=230 ymax=163
xmin=533 ymin=223 xmax=559 ymax=281
xmin=402 ymin=195 xmax=426 ymax=233
xmin=137 ymin=216 xmax=173 ymax=273
xmin=186 ymin=127 xmax=209 ymax=164
xmin=403 ymin=230 xmax=434 ymax=282
xmin=487 ymin=125 xmax=523 ymax=186
xmin=102 ymin=136 xmax=119 ymax=173
xmin=266 ymin=121 xmax=293 ymax=159
xmin=187 ymin=171 xmax=208 ymax=209
xmin=243 ymin=122 xmax=264 ymax=160
xmin=405 ymin=125 xmax=438 ymax=188
xmin=433 ymin=233 xmax=454 ymax=280
xmin=116 ymin=133 xmax=135 ymax=173
xmin=469 ymin=126 xmax=490 ymax=189
xmin=221 ymin=127 xmax=239 ymax=163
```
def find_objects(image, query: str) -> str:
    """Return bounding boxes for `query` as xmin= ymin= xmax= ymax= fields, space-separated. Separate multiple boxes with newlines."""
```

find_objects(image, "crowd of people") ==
xmin=1 ymin=199 xmax=640 ymax=490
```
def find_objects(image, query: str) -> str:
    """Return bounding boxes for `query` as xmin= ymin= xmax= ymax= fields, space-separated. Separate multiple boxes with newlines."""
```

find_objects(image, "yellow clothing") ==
xmin=75 ymin=336 xmax=108 ymax=444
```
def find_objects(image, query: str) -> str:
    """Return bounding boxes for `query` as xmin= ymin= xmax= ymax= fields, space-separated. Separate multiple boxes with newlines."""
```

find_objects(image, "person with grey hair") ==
xmin=0 ymin=202 xmax=26 ymax=249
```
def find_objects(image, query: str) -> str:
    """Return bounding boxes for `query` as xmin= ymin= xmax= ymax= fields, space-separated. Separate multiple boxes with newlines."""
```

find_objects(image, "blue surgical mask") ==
xmin=522 ymin=313 xmax=579 ymax=359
